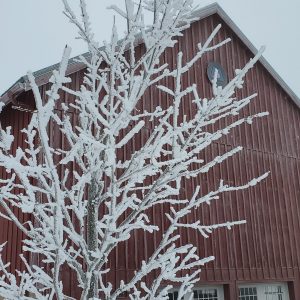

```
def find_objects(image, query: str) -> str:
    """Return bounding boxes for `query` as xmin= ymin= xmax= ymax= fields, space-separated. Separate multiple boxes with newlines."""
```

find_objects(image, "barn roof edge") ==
xmin=1 ymin=2 xmax=299 ymax=108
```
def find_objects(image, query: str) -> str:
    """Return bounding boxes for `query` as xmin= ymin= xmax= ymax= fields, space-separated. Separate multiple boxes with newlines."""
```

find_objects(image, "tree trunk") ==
xmin=87 ymin=176 xmax=99 ymax=299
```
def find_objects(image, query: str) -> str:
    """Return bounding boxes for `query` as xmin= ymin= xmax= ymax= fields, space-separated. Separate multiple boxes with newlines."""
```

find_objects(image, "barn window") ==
xmin=167 ymin=286 xmax=224 ymax=300
xmin=207 ymin=61 xmax=228 ymax=87
xmin=167 ymin=291 xmax=178 ymax=300
xmin=238 ymin=283 xmax=289 ymax=300
xmin=193 ymin=287 xmax=219 ymax=299
xmin=238 ymin=286 xmax=258 ymax=299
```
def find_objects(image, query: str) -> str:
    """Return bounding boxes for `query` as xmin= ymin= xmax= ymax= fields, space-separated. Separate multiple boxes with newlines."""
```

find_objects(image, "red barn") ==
xmin=1 ymin=3 xmax=300 ymax=300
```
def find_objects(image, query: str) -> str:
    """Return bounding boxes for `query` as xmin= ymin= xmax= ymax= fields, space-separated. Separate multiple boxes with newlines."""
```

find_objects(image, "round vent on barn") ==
xmin=207 ymin=62 xmax=228 ymax=87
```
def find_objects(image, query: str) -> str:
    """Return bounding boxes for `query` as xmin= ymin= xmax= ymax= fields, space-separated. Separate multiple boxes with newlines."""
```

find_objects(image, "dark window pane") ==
xmin=168 ymin=293 xmax=173 ymax=300
xmin=174 ymin=292 xmax=178 ymax=300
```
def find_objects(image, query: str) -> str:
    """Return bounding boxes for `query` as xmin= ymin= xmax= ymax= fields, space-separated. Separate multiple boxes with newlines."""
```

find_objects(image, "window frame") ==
xmin=167 ymin=285 xmax=224 ymax=300
xmin=192 ymin=285 xmax=224 ymax=300
xmin=238 ymin=282 xmax=290 ymax=300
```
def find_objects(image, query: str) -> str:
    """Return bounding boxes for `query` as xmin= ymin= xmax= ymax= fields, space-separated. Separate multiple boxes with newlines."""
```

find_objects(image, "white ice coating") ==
xmin=0 ymin=0 xmax=268 ymax=299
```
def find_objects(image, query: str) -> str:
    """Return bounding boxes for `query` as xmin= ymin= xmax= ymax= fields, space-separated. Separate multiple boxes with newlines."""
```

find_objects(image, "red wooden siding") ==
xmin=1 ymin=13 xmax=300 ymax=299
xmin=0 ymin=104 xmax=32 ymax=278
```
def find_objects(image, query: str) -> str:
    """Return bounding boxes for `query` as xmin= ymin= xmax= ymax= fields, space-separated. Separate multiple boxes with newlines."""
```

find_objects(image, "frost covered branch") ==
xmin=0 ymin=0 xmax=268 ymax=299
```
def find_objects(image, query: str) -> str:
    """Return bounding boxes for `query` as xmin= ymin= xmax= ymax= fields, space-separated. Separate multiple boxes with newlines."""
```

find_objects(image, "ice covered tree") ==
xmin=0 ymin=0 xmax=268 ymax=299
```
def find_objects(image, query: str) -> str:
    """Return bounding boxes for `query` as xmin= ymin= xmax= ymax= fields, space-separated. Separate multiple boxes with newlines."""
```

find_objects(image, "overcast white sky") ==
xmin=0 ymin=0 xmax=299 ymax=97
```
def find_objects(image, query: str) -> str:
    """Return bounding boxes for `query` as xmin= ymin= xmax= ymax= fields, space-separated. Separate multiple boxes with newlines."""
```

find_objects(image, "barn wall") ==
xmin=102 ymin=13 xmax=300 ymax=299
xmin=157 ymin=14 xmax=300 ymax=298
xmin=0 ymin=104 xmax=33 ymax=277
xmin=171 ymin=14 xmax=300 ymax=298
xmin=1 ymin=12 xmax=300 ymax=299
